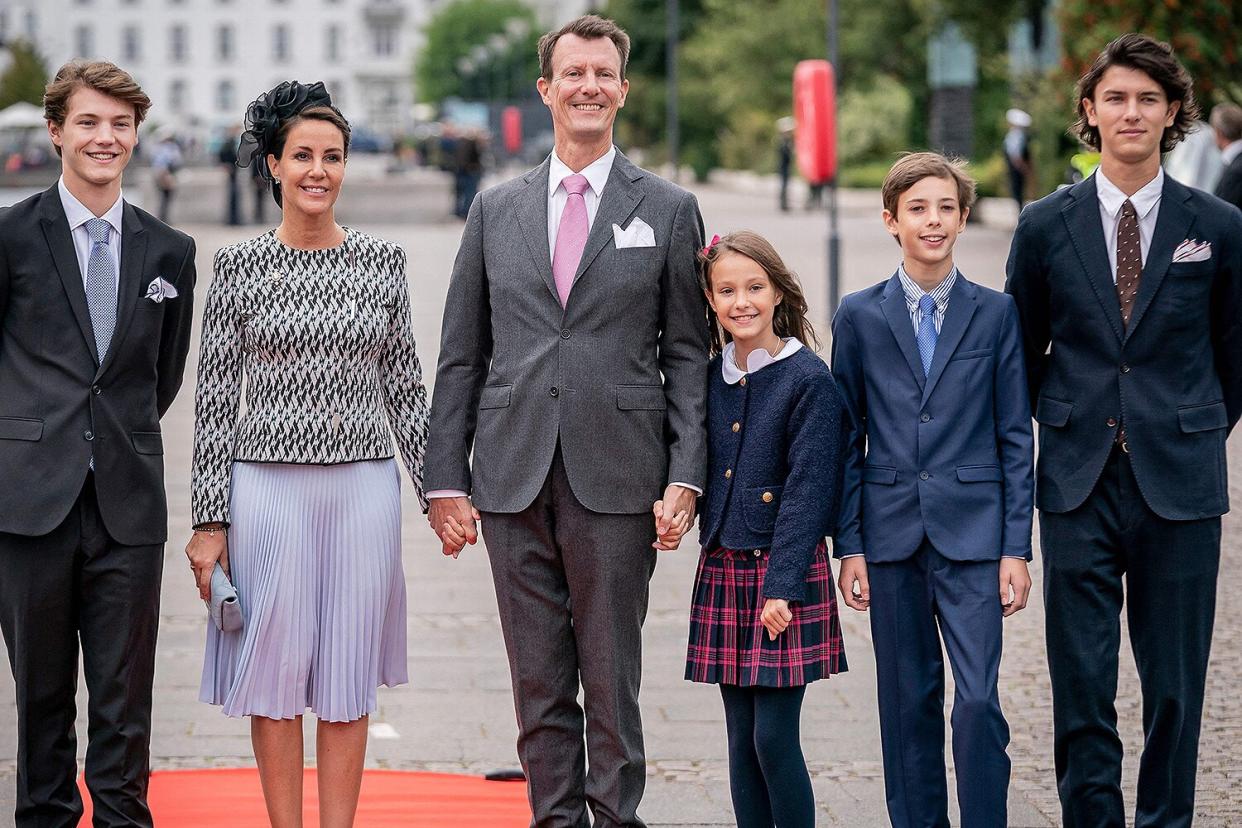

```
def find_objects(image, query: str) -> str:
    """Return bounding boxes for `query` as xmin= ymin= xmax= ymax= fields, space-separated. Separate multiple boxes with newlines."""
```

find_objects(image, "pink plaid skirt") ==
xmin=685 ymin=543 xmax=846 ymax=687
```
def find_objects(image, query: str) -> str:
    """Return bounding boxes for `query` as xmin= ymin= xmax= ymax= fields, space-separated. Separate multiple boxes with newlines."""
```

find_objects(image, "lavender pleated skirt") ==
xmin=199 ymin=459 xmax=408 ymax=722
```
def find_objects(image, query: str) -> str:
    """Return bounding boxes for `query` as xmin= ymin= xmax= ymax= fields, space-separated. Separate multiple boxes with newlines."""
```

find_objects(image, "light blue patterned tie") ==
xmin=84 ymin=218 xmax=116 ymax=363
xmin=917 ymin=293 xmax=937 ymax=377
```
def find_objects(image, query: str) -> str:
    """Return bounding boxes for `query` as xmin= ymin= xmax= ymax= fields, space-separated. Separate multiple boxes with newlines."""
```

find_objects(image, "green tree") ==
xmin=0 ymin=39 xmax=50 ymax=112
xmin=414 ymin=0 xmax=540 ymax=104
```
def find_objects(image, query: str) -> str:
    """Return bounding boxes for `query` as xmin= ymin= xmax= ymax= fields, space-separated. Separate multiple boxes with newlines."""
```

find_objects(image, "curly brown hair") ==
xmin=1073 ymin=33 xmax=1199 ymax=154
xmin=699 ymin=230 xmax=820 ymax=357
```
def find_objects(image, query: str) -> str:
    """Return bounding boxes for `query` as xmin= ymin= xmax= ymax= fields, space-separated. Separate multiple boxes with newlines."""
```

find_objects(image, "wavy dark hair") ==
xmin=236 ymin=81 xmax=351 ymax=206
xmin=699 ymin=230 xmax=820 ymax=357
xmin=1073 ymin=33 xmax=1199 ymax=154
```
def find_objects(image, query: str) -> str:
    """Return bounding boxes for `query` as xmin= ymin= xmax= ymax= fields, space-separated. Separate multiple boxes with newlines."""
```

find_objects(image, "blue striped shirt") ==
xmin=897 ymin=265 xmax=956 ymax=335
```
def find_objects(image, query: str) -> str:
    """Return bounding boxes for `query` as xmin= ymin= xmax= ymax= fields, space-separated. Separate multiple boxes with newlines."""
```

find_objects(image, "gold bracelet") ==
xmin=194 ymin=526 xmax=225 ymax=536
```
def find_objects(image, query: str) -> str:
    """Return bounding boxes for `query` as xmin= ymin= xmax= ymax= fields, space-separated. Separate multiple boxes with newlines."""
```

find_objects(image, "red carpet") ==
xmin=78 ymin=768 xmax=531 ymax=826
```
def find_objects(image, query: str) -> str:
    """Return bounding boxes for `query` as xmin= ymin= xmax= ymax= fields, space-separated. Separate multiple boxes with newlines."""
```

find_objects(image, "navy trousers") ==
xmin=1041 ymin=447 xmax=1219 ymax=828
xmin=868 ymin=538 xmax=1010 ymax=828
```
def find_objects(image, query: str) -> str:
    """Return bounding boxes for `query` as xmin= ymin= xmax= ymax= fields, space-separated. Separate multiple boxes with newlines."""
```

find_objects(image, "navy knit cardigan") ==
xmin=698 ymin=346 xmax=849 ymax=602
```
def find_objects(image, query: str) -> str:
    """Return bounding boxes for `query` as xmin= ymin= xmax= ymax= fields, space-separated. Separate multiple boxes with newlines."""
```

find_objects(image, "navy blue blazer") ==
xmin=831 ymin=272 xmax=1034 ymax=562
xmin=698 ymin=347 xmax=847 ymax=602
xmin=1006 ymin=174 xmax=1242 ymax=519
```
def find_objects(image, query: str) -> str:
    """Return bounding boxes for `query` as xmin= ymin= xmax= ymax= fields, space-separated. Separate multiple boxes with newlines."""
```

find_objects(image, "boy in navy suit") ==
xmin=1006 ymin=34 xmax=1242 ymax=827
xmin=832 ymin=152 xmax=1034 ymax=828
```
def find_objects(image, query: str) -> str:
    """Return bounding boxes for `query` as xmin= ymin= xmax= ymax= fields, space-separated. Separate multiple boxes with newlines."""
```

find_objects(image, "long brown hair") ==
xmin=699 ymin=230 xmax=820 ymax=357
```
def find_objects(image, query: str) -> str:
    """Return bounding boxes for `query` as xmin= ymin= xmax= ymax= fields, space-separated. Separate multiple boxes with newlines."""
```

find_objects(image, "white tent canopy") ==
xmin=0 ymin=102 xmax=46 ymax=130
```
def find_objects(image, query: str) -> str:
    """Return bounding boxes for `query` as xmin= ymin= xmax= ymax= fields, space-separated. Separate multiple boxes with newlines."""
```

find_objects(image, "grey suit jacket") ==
xmin=425 ymin=151 xmax=709 ymax=514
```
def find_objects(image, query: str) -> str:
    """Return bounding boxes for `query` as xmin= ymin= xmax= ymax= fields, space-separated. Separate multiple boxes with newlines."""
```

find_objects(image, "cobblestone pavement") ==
xmin=1 ymin=165 xmax=1239 ymax=825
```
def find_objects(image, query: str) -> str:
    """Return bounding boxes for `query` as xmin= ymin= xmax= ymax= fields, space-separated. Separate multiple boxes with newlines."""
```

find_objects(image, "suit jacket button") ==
xmin=725 ymin=468 xmax=732 ymax=479
xmin=753 ymin=549 xmax=762 ymax=557
xmin=919 ymin=470 xmax=929 ymax=480
xmin=761 ymin=491 xmax=773 ymax=503
xmin=920 ymin=413 xmax=931 ymax=423
xmin=550 ymin=386 xmax=559 ymax=397
xmin=1106 ymin=417 xmax=1117 ymax=427
xmin=732 ymin=422 xmax=740 ymax=432
xmin=1120 ymin=364 xmax=1130 ymax=373
xmin=84 ymin=430 xmax=94 ymax=441
xmin=92 ymin=385 xmax=102 ymax=396
xmin=561 ymin=329 xmax=571 ymax=339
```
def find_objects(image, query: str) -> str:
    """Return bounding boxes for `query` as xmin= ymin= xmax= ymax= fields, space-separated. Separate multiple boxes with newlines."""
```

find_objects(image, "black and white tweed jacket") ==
xmin=190 ymin=228 xmax=428 ymax=526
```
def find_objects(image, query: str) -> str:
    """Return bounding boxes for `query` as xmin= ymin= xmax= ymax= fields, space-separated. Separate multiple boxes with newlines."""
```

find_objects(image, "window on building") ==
xmin=170 ymin=24 xmax=188 ymax=62
xmin=371 ymin=26 xmax=396 ymax=57
xmin=217 ymin=24 xmax=234 ymax=60
xmin=325 ymin=24 xmax=340 ymax=63
xmin=169 ymin=79 xmax=186 ymax=113
xmin=122 ymin=25 xmax=142 ymax=62
xmin=74 ymin=24 xmax=94 ymax=57
xmin=217 ymin=80 xmax=234 ymax=113
xmin=273 ymin=24 xmax=290 ymax=62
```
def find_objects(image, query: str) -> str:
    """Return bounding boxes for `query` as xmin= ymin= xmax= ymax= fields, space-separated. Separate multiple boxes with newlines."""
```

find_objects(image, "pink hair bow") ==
xmin=701 ymin=234 xmax=721 ymax=257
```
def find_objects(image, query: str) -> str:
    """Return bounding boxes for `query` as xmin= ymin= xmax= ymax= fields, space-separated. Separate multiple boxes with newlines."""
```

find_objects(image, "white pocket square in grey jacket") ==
xmin=613 ymin=217 xmax=656 ymax=248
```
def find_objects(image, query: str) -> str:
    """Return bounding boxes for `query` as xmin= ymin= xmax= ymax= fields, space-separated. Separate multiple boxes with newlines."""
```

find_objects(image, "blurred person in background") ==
xmin=1211 ymin=103 xmax=1242 ymax=211
xmin=150 ymin=128 xmax=182 ymax=223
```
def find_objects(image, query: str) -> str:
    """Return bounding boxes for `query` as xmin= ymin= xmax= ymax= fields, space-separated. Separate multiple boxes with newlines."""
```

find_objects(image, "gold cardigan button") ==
xmin=762 ymin=491 xmax=773 ymax=503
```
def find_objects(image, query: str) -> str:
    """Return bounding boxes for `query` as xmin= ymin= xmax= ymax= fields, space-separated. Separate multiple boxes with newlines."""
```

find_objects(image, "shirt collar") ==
xmin=721 ymin=337 xmax=803 ymax=384
xmin=898 ymin=264 xmax=956 ymax=313
xmin=1094 ymin=166 xmax=1164 ymax=220
xmin=548 ymin=145 xmax=616 ymax=200
xmin=1222 ymin=140 xmax=1242 ymax=167
xmin=58 ymin=176 xmax=124 ymax=236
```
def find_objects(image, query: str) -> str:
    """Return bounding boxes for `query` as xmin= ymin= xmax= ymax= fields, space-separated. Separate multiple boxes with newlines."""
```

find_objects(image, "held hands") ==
xmin=999 ymin=558 xmax=1032 ymax=617
xmin=652 ymin=484 xmax=697 ymax=550
xmin=185 ymin=527 xmax=229 ymax=601
xmin=761 ymin=598 xmax=793 ymax=640
xmin=429 ymin=496 xmax=481 ymax=559
xmin=838 ymin=556 xmax=870 ymax=611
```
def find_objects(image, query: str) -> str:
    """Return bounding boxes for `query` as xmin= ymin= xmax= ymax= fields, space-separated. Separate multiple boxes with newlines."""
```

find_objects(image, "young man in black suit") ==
xmin=0 ymin=61 xmax=196 ymax=827
xmin=1006 ymin=34 xmax=1242 ymax=828
xmin=1211 ymin=103 xmax=1242 ymax=211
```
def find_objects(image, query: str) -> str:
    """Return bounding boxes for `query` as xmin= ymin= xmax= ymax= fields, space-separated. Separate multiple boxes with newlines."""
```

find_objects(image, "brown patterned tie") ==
xmin=1116 ymin=199 xmax=1142 ymax=327
xmin=1115 ymin=198 xmax=1141 ymax=449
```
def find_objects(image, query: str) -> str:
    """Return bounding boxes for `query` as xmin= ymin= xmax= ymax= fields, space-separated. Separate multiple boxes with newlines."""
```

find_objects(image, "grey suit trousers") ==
xmin=482 ymin=446 xmax=658 ymax=828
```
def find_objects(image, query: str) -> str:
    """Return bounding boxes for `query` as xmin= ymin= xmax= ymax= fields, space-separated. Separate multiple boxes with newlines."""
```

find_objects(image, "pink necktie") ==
xmin=552 ymin=174 xmax=590 ymax=307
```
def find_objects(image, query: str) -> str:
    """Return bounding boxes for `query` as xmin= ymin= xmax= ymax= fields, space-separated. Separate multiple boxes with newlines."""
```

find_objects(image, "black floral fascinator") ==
xmin=237 ymin=80 xmax=343 ymax=206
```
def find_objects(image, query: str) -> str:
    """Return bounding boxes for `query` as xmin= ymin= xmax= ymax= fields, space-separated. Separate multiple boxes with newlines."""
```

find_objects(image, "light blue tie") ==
xmin=917 ymin=293 xmax=937 ymax=377
xmin=84 ymin=218 xmax=116 ymax=363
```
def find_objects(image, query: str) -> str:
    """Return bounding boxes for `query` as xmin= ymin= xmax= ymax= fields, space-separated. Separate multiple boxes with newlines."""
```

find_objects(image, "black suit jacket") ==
xmin=1006 ymin=173 xmax=1242 ymax=520
xmin=1215 ymin=153 xmax=1242 ymax=212
xmin=0 ymin=186 xmax=196 ymax=544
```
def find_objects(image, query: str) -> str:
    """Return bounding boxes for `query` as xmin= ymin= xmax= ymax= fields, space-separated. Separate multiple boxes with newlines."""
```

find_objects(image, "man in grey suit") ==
xmin=424 ymin=14 xmax=708 ymax=828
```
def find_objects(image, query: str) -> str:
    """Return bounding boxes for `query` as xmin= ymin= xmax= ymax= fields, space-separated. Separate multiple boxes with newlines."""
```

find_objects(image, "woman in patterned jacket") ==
xmin=184 ymin=81 xmax=428 ymax=826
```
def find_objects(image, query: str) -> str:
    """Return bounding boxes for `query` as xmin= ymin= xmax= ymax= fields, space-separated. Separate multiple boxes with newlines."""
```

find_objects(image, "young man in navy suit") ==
xmin=1006 ymin=34 xmax=1242 ymax=828
xmin=832 ymin=152 xmax=1034 ymax=828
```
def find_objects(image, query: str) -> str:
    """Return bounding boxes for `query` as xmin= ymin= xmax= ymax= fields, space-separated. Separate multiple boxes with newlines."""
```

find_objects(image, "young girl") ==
xmin=681 ymin=230 xmax=848 ymax=828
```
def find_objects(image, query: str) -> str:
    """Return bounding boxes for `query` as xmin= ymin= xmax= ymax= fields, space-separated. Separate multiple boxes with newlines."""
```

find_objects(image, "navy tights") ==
xmin=719 ymin=684 xmax=815 ymax=828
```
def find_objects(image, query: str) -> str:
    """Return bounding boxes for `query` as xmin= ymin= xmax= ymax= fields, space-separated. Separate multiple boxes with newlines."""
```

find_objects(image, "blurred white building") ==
xmin=0 ymin=0 xmax=592 ymax=144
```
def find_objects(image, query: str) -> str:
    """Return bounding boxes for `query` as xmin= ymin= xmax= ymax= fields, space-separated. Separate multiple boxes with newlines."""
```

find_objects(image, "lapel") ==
xmin=921 ymin=274 xmax=978 ymax=405
xmin=879 ymin=272 xmax=925 ymax=392
xmin=571 ymin=151 xmax=644 ymax=289
xmin=98 ymin=200 xmax=148 ymax=379
xmin=513 ymin=157 xmax=558 ymax=303
xmin=1124 ymin=174 xmax=1195 ymax=341
xmin=39 ymin=186 xmax=99 ymax=364
xmin=1061 ymin=176 xmax=1124 ymax=343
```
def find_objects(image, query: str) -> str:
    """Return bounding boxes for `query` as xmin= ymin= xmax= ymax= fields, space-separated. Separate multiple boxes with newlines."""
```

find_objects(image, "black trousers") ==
xmin=481 ymin=447 xmax=658 ymax=828
xmin=0 ymin=475 xmax=163 ymax=828
xmin=1041 ymin=448 xmax=1220 ymax=828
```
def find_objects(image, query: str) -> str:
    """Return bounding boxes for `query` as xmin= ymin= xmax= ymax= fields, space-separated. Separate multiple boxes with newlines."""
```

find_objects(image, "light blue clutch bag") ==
xmin=207 ymin=564 xmax=243 ymax=633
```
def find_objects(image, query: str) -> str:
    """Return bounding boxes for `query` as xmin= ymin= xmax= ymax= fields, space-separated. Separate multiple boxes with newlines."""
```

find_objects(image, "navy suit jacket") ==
xmin=831 ymin=271 xmax=1034 ymax=562
xmin=1006 ymin=174 xmax=1242 ymax=519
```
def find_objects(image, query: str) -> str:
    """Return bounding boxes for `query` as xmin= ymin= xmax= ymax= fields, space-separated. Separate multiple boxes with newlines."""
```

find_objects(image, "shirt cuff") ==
xmin=838 ymin=553 xmax=865 ymax=559
xmin=426 ymin=489 xmax=469 ymax=499
xmin=669 ymin=482 xmax=703 ymax=496
xmin=1002 ymin=553 xmax=1029 ymax=560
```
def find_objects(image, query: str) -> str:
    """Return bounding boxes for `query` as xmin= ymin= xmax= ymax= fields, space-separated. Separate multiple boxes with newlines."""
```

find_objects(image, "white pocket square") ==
xmin=144 ymin=276 xmax=179 ymax=303
xmin=613 ymin=217 xmax=657 ymax=249
xmin=1172 ymin=239 xmax=1212 ymax=263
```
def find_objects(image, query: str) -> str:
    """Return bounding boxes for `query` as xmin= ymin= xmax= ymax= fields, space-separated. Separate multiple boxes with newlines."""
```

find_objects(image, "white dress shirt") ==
xmin=546 ymin=145 xmax=616 ymax=257
xmin=429 ymin=144 xmax=700 ymax=500
xmin=58 ymin=176 xmax=123 ymax=299
xmin=721 ymin=338 xmax=803 ymax=384
xmin=1221 ymin=140 xmax=1242 ymax=168
xmin=1094 ymin=167 xmax=1163 ymax=282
